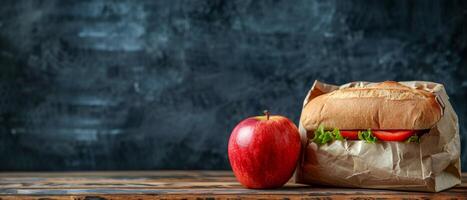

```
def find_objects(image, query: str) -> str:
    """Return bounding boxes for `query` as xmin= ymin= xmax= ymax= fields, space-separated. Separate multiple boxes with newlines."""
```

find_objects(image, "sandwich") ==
xmin=296 ymin=80 xmax=461 ymax=192
xmin=300 ymin=81 xmax=442 ymax=144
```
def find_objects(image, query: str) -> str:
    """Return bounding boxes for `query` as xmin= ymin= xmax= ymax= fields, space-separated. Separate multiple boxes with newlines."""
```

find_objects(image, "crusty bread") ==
xmin=300 ymin=81 xmax=442 ymax=130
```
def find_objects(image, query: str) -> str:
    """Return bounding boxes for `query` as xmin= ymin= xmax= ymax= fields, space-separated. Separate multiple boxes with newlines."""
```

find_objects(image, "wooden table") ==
xmin=0 ymin=171 xmax=465 ymax=199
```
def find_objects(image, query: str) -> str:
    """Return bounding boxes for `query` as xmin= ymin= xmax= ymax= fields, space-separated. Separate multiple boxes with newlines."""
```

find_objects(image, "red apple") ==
xmin=228 ymin=110 xmax=301 ymax=189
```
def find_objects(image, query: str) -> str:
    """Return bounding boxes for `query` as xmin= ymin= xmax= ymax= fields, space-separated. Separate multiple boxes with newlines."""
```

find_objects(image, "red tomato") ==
xmin=340 ymin=131 xmax=359 ymax=140
xmin=372 ymin=130 xmax=415 ymax=141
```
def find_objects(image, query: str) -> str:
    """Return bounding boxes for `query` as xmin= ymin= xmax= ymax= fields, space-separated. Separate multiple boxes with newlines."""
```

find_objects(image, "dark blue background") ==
xmin=0 ymin=0 xmax=466 ymax=171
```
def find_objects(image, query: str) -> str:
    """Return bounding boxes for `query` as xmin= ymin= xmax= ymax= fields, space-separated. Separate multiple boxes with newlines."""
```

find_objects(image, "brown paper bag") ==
xmin=295 ymin=80 xmax=461 ymax=192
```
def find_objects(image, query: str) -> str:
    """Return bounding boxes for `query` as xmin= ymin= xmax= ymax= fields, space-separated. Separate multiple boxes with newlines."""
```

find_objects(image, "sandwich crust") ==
xmin=300 ymin=81 xmax=442 ymax=130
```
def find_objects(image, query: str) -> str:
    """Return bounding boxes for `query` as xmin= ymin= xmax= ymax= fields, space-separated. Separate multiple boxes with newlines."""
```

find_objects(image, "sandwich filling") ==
xmin=312 ymin=125 xmax=425 ymax=144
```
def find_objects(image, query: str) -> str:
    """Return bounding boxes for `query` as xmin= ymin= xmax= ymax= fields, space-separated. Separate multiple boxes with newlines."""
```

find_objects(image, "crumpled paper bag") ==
xmin=295 ymin=80 xmax=461 ymax=192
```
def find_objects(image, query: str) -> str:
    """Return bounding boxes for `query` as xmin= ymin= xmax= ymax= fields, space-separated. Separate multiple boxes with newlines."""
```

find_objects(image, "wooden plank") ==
xmin=0 ymin=171 xmax=465 ymax=199
xmin=0 ymin=194 xmax=465 ymax=200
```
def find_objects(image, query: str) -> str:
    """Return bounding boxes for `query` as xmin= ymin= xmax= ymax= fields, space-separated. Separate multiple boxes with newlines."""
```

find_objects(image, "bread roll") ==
xmin=300 ymin=81 xmax=442 ymax=130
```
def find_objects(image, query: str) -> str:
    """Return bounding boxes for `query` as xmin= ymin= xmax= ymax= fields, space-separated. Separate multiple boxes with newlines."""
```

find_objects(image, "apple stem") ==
xmin=263 ymin=110 xmax=270 ymax=120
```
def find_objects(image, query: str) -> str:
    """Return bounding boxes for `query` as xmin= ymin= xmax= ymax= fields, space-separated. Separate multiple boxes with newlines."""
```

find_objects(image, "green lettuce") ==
xmin=313 ymin=125 xmax=344 ymax=145
xmin=406 ymin=135 xmax=420 ymax=143
xmin=358 ymin=129 xmax=377 ymax=143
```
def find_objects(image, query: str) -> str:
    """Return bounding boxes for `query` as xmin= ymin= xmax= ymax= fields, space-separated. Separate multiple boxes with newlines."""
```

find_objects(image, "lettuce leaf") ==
xmin=313 ymin=125 xmax=344 ymax=145
xmin=333 ymin=128 xmax=344 ymax=140
xmin=406 ymin=135 xmax=420 ymax=143
xmin=358 ymin=129 xmax=377 ymax=143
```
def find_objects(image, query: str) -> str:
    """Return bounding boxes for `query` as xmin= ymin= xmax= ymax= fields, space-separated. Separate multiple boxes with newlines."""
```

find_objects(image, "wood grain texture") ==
xmin=0 ymin=171 xmax=465 ymax=199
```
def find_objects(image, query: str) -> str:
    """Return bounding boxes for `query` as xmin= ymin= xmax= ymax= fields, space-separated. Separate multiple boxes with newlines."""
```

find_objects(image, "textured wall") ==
xmin=0 ymin=0 xmax=466 ymax=170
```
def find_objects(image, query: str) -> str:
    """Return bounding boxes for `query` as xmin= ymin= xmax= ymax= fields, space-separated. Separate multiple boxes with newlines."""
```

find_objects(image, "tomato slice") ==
xmin=340 ymin=131 xmax=359 ymax=140
xmin=372 ymin=130 xmax=415 ymax=141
